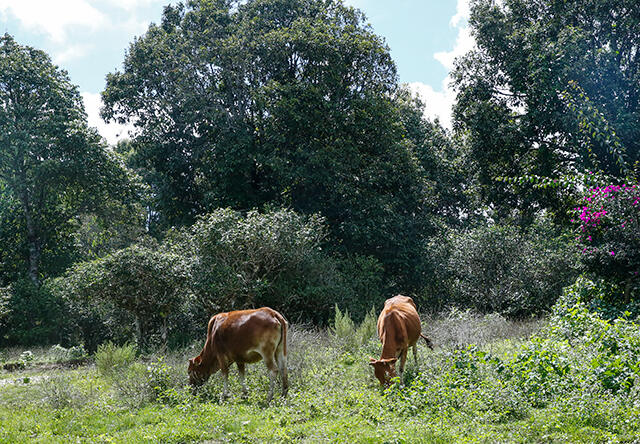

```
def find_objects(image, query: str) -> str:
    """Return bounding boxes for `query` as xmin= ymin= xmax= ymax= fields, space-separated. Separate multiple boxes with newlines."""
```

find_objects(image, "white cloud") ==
xmin=434 ymin=26 xmax=474 ymax=72
xmin=411 ymin=0 xmax=474 ymax=129
xmin=95 ymin=0 xmax=161 ymax=11
xmin=407 ymin=81 xmax=456 ymax=129
xmin=450 ymin=0 xmax=471 ymax=27
xmin=0 ymin=0 xmax=106 ymax=42
xmin=53 ymin=44 xmax=92 ymax=64
xmin=82 ymin=92 xmax=134 ymax=145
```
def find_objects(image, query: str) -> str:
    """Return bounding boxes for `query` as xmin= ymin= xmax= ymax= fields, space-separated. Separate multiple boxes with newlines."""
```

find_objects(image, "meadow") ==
xmin=2 ymin=292 xmax=640 ymax=444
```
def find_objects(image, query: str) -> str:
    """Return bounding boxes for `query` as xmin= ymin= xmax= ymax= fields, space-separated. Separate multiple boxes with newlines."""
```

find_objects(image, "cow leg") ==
xmin=276 ymin=348 xmax=288 ymax=397
xmin=237 ymin=362 xmax=247 ymax=398
xmin=398 ymin=349 xmax=408 ymax=383
xmin=412 ymin=344 xmax=418 ymax=365
xmin=264 ymin=357 xmax=278 ymax=402
xmin=220 ymin=367 xmax=230 ymax=401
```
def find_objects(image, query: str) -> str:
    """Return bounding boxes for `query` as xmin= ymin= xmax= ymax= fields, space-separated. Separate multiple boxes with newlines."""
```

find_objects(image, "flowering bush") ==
xmin=573 ymin=184 xmax=640 ymax=298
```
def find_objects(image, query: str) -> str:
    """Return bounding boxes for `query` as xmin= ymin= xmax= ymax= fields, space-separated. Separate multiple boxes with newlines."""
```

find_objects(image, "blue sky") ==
xmin=0 ymin=0 xmax=472 ymax=143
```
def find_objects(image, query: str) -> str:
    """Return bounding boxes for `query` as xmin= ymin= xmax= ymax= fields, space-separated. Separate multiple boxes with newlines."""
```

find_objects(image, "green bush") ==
xmin=504 ymin=279 xmax=640 ymax=406
xmin=52 ymin=243 xmax=191 ymax=347
xmin=189 ymin=208 xmax=380 ymax=323
xmin=444 ymin=217 xmax=580 ymax=316
xmin=95 ymin=342 xmax=137 ymax=379
xmin=0 ymin=279 xmax=67 ymax=346
xmin=330 ymin=305 xmax=378 ymax=353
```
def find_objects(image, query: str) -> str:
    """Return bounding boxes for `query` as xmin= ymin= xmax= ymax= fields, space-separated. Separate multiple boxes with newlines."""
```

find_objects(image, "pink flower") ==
xmin=610 ymin=251 xmax=615 ymax=256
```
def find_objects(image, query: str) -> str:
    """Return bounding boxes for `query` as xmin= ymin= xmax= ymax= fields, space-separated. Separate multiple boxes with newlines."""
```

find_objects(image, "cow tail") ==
xmin=420 ymin=333 xmax=434 ymax=350
xmin=275 ymin=311 xmax=288 ymax=357
xmin=274 ymin=311 xmax=288 ymax=394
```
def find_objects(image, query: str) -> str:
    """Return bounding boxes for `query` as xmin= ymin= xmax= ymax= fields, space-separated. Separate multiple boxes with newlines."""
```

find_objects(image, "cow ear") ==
xmin=368 ymin=357 xmax=377 ymax=366
xmin=384 ymin=358 xmax=398 ymax=364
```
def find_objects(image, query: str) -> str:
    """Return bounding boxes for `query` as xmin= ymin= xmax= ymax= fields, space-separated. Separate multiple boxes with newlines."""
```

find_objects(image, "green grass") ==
xmin=1 ymin=313 xmax=639 ymax=443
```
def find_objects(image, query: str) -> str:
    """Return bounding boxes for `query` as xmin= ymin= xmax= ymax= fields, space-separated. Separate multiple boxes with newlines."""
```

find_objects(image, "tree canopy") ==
xmin=101 ymin=0 xmax=447 ymax=288
xmin=0 ymin=34 xmax=137 ymax=285
xmin=454 ymin=0 xmax=640 ymax=220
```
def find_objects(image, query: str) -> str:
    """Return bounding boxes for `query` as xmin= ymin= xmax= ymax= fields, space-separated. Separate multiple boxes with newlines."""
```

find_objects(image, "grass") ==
xmin=1 ymin=311 xmax=639 ymax=443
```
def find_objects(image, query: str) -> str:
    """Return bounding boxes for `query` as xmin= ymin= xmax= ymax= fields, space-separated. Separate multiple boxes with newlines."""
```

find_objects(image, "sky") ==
xmin=0 ymin=0 xmax=473 ymax=144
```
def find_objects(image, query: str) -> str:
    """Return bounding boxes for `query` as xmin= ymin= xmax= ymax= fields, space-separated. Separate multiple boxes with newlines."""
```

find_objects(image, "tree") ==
xmin=453 ymin=0 xmax=640 ymax=220
xmin=0 ymin=34 xmax=137 ymax=285
xmin=183 ymin=208 xmax=384 ymax=323
xmin=102 ymin=0 xmax=435 ymax=289
xmin=53 ymin=243 xmax=190 ymax=347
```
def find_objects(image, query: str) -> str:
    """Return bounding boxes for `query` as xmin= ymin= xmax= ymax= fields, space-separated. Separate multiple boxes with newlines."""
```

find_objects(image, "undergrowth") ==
xmin=1 ymin=284 xmax=639 ymax=443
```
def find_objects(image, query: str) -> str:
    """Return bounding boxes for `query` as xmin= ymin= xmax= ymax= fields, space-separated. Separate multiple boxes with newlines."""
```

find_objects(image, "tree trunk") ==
xmin=161 ymin=316 xmax=168 ymax=351
xmin=624 ymin=278 xmax=632 ymax=304
xmin=18 ymin=188 xmax=41 ymax=286
xmin=135 ymin=315 xmax=143 ymax=347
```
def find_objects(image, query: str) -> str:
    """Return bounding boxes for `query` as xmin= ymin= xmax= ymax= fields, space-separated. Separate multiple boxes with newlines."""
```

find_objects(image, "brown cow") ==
xmin=369 ymin=295 xmax=433 ymax=385
xmin=188 ymin=307 xmax=288 ymax=401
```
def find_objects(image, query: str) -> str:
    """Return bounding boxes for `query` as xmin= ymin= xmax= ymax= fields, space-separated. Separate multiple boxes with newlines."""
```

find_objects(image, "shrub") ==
xmin=52 ymin=243 xmax=191 ymax=347
xmin=189 ymin=208 xmax=374 ymax=323
xmin=573 ymin=184 xmax=640 ymax=300
xmin=445 ymin=217 xmax=579 ymax=316
xmin=41 ymin=375 xmax=87 ymax=409
xmin=0 ymin=279 xmax=67 ymax=346
xmin=330 ymin=305 xmax=378 ymax=353
xmin=19 ymin=350 xmax=34 ymax=365
xmin=49 ymin=344 xmax=87 ymax=362
xmin=505 ymin=279 xmax=640 ymax=406
xmin=95 ymin=342 xmax=137 ymax=379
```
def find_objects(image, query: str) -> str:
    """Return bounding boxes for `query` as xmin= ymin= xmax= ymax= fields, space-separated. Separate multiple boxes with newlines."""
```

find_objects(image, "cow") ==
xmin=369 ymin=295 xmax=433 ymax=386
xmin=188 ymin=307 xmax=288 ymax=402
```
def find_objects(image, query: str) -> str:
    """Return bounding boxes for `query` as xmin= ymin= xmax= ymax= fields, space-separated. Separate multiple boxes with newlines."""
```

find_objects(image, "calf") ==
xmin=188 ymin=307 xmax=288 ymax=401
xmin=369 ymin=295 xmax=433 ymax=385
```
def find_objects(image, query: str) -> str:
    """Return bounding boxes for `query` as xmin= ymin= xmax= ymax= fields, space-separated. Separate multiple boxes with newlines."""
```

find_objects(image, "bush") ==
xmin=573 ymin=184 xmax=640 ymax=300
xmin=52 ymin=243 xmax=191 ymax=347
xmin=41 ymin=375 xmax=87 ymax=409
xmin=505 ymin=278 xmax=640 ymax=406
xmin=95 ymin=342 xmax=137 ymax=379
xmin=0 ymin=279 xmax=67 ymax=346
xmin=49 ymin=344 xmax=87 ymax=362
xmin=189 ymin=208 xmax=381 ymax=323
xmin=330 ymin=305 xmax=378 ymax=353
xmin=444 ymin=217 xmax=579 ymax=316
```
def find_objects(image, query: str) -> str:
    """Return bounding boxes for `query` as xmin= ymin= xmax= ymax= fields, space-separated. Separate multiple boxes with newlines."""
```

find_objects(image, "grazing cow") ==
xmin=369 ymin=295 xmax=433 ymax=385
xmin=188 ymin=307 xmax=288 ymax=401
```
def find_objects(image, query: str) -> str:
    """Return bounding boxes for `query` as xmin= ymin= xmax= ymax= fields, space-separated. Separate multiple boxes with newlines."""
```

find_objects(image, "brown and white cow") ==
xmin=369 ymin=295 xmax=433 ymax=385
xmin=188 ymin=307 xmax=288 ymax=401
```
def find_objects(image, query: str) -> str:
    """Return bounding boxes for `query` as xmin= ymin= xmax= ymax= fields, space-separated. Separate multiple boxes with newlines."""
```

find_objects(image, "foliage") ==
xmin=49 ymin=344 xmax=87 ymax=362
xmin=443 ymin=217 xmax=579 ymax=316
xmin=505 ymin=280 xmax=640 ymax=407
xmin=0 ymin=278 xmax=67 ymax=346
xmin=187 ymin=208 xmax=382 ymax=323
xmin=52 ymin=244 xmax=191 ymax=347
xmin=101 ymin=0 xmax=443 ymax=289
xmin=573 ymin=184 xmax=640 ymax=298
xmin=454 ymin=0 xmax=640 ymax=218
xmin=95 ymin=342 xmax=137 ymax=379
xmin=0 ymin=34 xmax=139 ymax=285
xmin=330 ymin=305 xmax=378 ymax=354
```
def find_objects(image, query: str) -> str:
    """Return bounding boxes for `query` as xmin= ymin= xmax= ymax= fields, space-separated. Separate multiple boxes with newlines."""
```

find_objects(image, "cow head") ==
xmin=368 ymin=357 xmax=398 ymax=386
xmin=188 ymin=355 xmax=217 ymax=387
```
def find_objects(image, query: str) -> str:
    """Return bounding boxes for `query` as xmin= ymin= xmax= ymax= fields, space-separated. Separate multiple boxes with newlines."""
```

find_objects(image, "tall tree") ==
xmin=0 ymin=34 xmax=136 ymax=285
xmin=454 ymin=0 xmax=640 ymax=220
xmin=102 ymin=0 xmax=437 ymax=288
